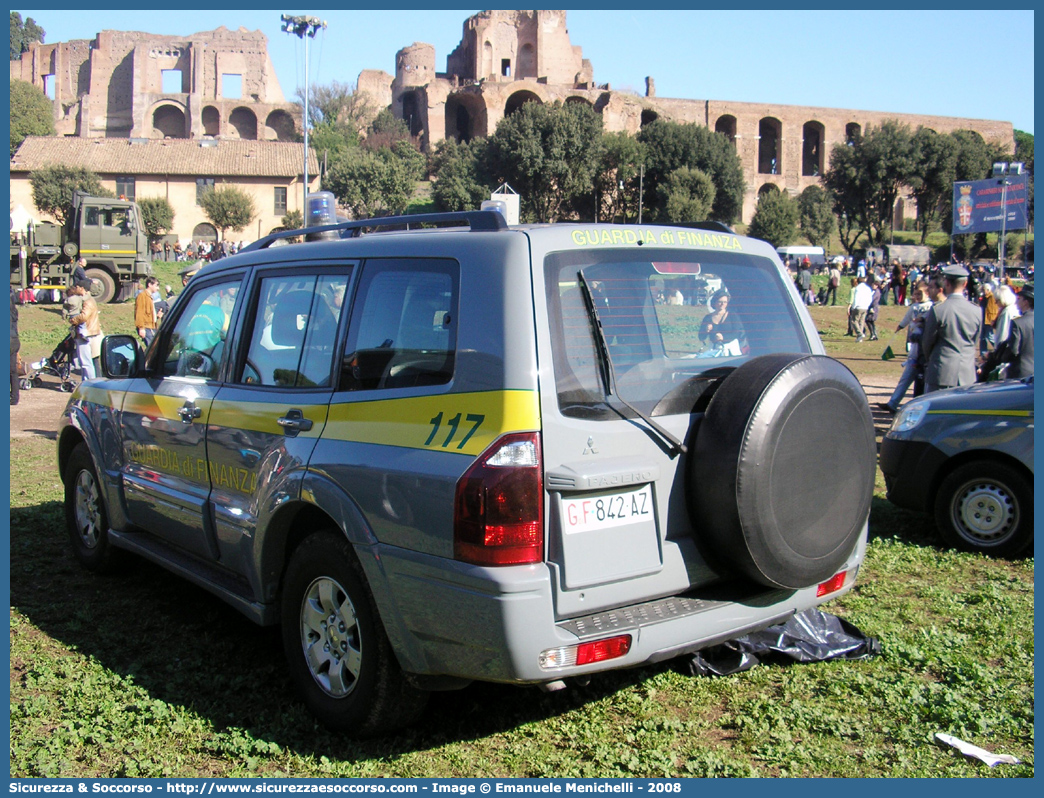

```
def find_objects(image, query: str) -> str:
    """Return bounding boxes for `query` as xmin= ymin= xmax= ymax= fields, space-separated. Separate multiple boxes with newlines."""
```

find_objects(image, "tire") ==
xmin=281 ymin=531 xmax=428 ymax=735
xmin=690 ymin=354 xmax=876 ymax=589
xmin=933 ymin=460 xmax=1033 ymax=557
xmin=19 ymin=377 xmax=32 ymax=391
xmin=64 ymin=442 xmax=120 ymax=572
xmin=85 ymin=268 xmax=117 ymax=304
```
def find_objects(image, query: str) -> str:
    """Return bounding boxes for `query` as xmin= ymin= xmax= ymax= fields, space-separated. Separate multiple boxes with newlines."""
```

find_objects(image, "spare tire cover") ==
xmin=690 ymin=353 xmax=875 ymax=589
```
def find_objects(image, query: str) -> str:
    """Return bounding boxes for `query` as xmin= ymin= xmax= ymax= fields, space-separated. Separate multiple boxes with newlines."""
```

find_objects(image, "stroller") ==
xmin=20 ymin=332 xmax=78 ymax=393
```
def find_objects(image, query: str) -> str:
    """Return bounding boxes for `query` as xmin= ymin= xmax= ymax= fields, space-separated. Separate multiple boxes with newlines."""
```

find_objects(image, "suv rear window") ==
xmin=544 ymin=248 xmax=810 ymax=418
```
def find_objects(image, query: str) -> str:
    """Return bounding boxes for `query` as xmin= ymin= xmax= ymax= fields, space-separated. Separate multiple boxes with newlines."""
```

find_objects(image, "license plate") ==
xmin=562 ymin=484 xmax=654 ymax=534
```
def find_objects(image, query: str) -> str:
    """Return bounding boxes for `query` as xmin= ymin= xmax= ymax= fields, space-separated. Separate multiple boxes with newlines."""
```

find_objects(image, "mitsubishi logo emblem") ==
xmin=582 ymin=436 xmax=598 ymax=455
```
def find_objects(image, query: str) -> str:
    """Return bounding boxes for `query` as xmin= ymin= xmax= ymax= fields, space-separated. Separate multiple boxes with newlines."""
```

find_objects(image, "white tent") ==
xmin=10 ymin=204 xmax=36 ymax=233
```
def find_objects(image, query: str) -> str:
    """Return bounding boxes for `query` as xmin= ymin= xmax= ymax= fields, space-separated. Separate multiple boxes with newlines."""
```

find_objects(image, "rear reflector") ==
xmin=539 ymin=634 xmax=632 ymax=670
xmin=817 ymin=570 xmax=851 ymax=597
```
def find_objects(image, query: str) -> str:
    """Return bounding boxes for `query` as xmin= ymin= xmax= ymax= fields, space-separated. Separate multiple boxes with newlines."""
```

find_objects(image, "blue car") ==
xmin=880 ymin=377 xmax=1034 ymax=556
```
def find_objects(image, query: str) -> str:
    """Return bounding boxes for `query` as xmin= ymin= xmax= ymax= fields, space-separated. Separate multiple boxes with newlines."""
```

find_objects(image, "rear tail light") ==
xmin=454 ymin=432 xmax=543 ymax=566
xmin=540 ymin=635 xmax=632 ymax=669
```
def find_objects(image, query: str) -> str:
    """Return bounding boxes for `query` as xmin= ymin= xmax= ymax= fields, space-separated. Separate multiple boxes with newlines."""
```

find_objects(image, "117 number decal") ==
xmin=426 ymin=411 xmax=485 ymax=449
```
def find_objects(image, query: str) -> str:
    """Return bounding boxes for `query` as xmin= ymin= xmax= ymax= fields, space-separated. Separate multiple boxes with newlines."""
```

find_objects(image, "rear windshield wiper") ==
xmin=576 ymin=269 xmax=687 ymax=456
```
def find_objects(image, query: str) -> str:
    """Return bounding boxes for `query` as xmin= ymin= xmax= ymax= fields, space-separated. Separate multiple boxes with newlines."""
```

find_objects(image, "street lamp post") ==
xmin=992 ymin=161 xmax=1025 ymax=281
xmin=281 ymin=14 xmax=327 ymax=218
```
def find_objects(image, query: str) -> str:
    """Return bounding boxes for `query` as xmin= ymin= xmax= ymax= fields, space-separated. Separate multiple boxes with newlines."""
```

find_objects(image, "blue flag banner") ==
xmin=952 ymin=176 xmax=1030 ymax=234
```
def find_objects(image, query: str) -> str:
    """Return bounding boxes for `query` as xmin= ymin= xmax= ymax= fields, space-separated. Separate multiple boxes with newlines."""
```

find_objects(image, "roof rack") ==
xmin=241 ymin=209 xmax=509 ymax=252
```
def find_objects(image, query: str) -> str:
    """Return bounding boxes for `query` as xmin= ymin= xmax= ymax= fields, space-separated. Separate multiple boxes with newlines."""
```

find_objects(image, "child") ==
xmin=62 ymin=287 xmax=88 ymax=339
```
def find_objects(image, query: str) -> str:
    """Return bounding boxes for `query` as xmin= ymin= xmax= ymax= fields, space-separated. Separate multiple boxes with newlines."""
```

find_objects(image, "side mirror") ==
xmin=100 ymin=335 xmax=141 ymax=378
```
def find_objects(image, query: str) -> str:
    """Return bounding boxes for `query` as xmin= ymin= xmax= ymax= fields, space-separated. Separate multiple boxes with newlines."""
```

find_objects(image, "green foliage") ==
xmin=747 ymin=190 xmax=799 ymax=248
xmin=826 ymin=120 xmax=916 ymax=246
xmin=29 ymin=164 xmax=107 ymax=225
xmin=281 ymin=209 xmax=304 ymax=230
xmin=659 ymin=166 xmax=716 ymax=223
xmin=907 ymin=128 xmax=958 ymax=243
xmin=638 ymin=120 xmax=745 ymax=224
xmin=483 ymin=101 xmax=604 ymax=223
xmin=326 ymin=140 xmax=424 ymax=218
xmin=428 ymin=138 xmax=489 ymax=213
xmin=198 ymin=185 xmax=256 ymax=239
xmin=137 ymin=196 xmax=175 ymax=241
xmin=797 ymin=185 xmax=835 ymax=249
xmin=10 ymin=12 xmax=44 ymax=60
xmin=10 ymin=79 xmax=54 ymax=154
xmin=364 ymin=108 xmax=413 ymax=152
xmin=594 ymin=131 xmax=644 ymax=223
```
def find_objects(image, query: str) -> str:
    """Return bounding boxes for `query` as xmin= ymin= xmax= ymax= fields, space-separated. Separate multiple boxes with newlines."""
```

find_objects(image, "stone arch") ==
xmin=152 ymin=103 xmax=187 ymax=139
xmin=802 ymin=120 xmax=825 ymax=176
xmin=758 ymin=183 xmax=780 ymax=198
xmin=505 ymin=90 xmax=542 ymax=116
xmin=192 ymin=222 xmax=218 ymax=242
xmin=264 ymin=109 xmax=295 ymax=142
xmin=845 ymin=122 xmax=861 ymax=145
xmin=202 ymin=105 xmax=220 ymax=137
xmin=228 ymin=107 xmax=258 ymax=140
xmin=715 ymin=114 xmax=737 ymax=146
xmin=445 ymin=92 xmax=487 ymax=142
xmin=401 ymin=90 xmax=423 ymax=137
xmin=518 ymin=43 xmax=536 ymax=79
xmin=593 ymin=92 xmax=612 ymax=115
xmin=758 ymin=117 xmax=782 ymax=174
xmin=640 ymin=108 xmax=659 ymax=128
xmin=565 ymin=96 xmax=592 ymax=109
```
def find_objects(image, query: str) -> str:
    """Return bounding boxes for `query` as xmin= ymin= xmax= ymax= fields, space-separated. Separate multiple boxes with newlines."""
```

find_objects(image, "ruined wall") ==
xmin=11 ymin=26 xmax=298 ymax=142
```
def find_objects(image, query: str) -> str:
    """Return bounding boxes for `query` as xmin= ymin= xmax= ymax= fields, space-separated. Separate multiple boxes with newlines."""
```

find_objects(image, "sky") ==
xmin=15 ymin=7 xmax=1036 ymax=135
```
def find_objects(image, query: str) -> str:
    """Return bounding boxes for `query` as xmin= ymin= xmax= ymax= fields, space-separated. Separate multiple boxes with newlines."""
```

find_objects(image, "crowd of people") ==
xmin=151 ymin=239 xmax=243 ymax=263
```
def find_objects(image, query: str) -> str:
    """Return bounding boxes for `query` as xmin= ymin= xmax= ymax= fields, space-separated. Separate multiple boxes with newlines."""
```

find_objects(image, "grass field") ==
xmin=8 ymin=283 xmax=1034 ymax=778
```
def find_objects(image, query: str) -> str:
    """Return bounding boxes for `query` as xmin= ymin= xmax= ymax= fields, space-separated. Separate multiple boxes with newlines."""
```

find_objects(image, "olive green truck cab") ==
xmin=11 ymin=190 xmax=152 ymax=303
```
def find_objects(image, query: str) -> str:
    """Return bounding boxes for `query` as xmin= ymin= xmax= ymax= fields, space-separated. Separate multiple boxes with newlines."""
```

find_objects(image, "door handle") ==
xmin=277 ymin=409 xmax=314 ymax=437
xmin=178 ymin=403 xmax=202 ymax=423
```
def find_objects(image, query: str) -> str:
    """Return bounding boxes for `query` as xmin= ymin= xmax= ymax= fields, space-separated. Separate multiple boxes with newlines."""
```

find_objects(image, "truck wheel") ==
xmin=281 ymin=531 xmax=428 ymax=736
xmin=64 ymin=442 xmax=121 ymax=572
xmin=86 ymin=268 xmax=117 ymax=304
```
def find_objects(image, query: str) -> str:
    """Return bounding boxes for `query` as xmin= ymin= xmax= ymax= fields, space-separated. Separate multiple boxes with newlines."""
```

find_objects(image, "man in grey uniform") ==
xmin=921 ymin=264 xmax=982 ymax=393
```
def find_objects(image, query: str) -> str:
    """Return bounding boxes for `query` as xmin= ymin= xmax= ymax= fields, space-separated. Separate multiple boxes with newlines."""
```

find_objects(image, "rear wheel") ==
xmin=86 ymin=268 xmax=117 ymax=304
xmin=281 ymin=531 xmax=428 ymax=735
xmin=64 ymin=442 xmax=120 ymax=572
xmin=934 ymin=460 xmax=1032 ymax=557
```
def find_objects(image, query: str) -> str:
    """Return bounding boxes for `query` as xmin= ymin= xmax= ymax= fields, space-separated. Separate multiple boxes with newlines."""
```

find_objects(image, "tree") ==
xmin=747 ymin=189 xmax=799 ymax=249
xmin=281 ymin=209 xmax=304 ymax=229
xmin=797 ymin=185 xmax=835 ymax=250
xmin=1014 ymin=129 xmax=1033 ymax=227
xmin=824 ymin=120 xmax=915 ymax=246
xmin=638 ymin=120 xmax=745 ymax=224
xmin=593 ymin=131 xmax=644 ymax=223
xmin=137 ymin=196 xmax=175 ymax=242
xmin=364 ymin=108 xmax=412 ymax=151
xmin=908 ymin=127 xmax=958 ymax=243
xmin=659 ymin=167 xmax=716 ymax=223
xmin=483 ymin=101 xmax=604 ymax=223
xmin=29 ymin=164 xmax=109 ymax=224
xmin=199 ymin=186 xmax=256 ymax=240
xmin=326 ymin=139 xmax=425 ymax=217
xmin=11 ymin=12 xmax=44 ymax=61
xmin=10 ymin=79 xmax=54 ymax=154
xmin=429 ymin=138 xmax=489 ymax=213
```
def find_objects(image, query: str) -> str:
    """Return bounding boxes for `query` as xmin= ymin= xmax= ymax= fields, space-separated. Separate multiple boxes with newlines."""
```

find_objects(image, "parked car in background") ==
xmin=880 ymin=377 xmax=1034 ymax=556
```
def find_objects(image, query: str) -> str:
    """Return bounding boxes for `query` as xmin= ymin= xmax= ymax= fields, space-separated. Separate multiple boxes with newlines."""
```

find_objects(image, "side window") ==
xmin=158 ymin=280 xmax=241 ymax=379
xmin=340 ymin=259 xmax=458 ymax=392
xmin=85 ymin=208 xmax=100 ymax=226
xmin=240 ymin=273 xmax=349 ymax=388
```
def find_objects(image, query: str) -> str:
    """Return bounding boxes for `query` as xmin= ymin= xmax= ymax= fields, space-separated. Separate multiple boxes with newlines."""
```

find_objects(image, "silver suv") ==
xmin=59 ymin=211 xmax=876 ymax=735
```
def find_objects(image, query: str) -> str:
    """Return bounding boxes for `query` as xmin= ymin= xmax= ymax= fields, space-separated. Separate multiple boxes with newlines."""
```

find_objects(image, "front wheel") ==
xmin=933 ymin=460 xmax=1033 ymax=557
xmin=64 ymin=442 xmax=121 ymax=572
xmin=281 ymin=531 xmax=428 ymax=736
xmin=85 ymin=268 xmax=117 ymax=304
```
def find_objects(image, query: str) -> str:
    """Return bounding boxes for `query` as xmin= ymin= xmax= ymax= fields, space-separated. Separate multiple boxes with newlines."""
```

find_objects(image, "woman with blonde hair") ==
xmin=993 ymin=284 xmax=1021 ymax=347
xmin=66 ymin=285 xmax=102 ymax=380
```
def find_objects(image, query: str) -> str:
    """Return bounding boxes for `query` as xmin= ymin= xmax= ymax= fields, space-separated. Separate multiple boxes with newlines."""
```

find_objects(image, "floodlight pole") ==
xmin=281 ymin=14 xmax=327 ymax=218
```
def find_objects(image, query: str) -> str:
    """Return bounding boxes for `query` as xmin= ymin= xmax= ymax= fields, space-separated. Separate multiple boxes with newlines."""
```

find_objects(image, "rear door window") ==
xmin=339 ymin=259 xmax=459 ymax=392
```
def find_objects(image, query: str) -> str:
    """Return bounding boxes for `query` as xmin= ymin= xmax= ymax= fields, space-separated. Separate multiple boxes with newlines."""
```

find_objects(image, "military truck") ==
xmin=10 ymin=191 xmax=152 ymax=303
